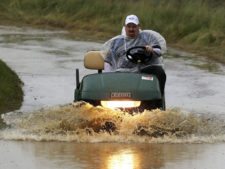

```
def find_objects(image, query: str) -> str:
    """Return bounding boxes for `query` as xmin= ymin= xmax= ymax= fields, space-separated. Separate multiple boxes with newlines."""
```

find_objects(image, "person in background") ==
xmin=102 ymin=14 xmax=166 ymax=94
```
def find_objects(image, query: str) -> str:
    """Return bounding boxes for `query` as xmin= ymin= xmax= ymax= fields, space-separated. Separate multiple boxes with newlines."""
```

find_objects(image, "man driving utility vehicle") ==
xmin=103 ymin=14 xmax=166 ymax=94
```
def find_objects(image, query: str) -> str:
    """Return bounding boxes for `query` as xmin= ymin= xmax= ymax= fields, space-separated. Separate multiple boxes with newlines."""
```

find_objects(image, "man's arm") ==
xmin=104 ymin=62 xmax=113 ymax=72
xmin=145 ymin=44 xmax=161 ymax=56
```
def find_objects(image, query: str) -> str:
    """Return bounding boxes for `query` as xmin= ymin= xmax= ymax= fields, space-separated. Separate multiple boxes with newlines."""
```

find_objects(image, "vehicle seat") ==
xmin=84 ymin=51 xmax=104 ymax=70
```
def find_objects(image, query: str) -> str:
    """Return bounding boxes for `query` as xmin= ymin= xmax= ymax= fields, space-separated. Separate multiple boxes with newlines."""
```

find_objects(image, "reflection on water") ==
xmin=1 ymin=140 xmax=224 ymax=169
xmin=1 ymin=102 xmax=225 ymax=143
xmin=108 ymin=150 xmax=136 ymax=169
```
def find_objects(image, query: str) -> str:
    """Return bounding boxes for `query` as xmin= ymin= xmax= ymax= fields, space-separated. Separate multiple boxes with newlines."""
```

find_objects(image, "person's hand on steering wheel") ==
xmin=126 ymin=46 xmax=153 ymax=64
xmin=145 ymin=45 xmax=153 ymax=54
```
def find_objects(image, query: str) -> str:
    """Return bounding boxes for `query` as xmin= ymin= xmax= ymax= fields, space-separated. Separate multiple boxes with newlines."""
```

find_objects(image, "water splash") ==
xmin=1 ymin=102 xmax=225 ymax=143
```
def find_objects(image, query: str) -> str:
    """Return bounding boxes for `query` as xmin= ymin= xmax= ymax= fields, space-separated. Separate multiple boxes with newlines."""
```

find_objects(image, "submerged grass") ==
xmin=0 ymin=59 xmax=23 ymax=114
xmin=0 ymin=0 xmax=225 ymax=63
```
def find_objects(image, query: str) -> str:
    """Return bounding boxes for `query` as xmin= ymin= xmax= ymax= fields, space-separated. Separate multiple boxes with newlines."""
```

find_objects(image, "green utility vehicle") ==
xmin=74 ymin=46 xmax=166 ymax=112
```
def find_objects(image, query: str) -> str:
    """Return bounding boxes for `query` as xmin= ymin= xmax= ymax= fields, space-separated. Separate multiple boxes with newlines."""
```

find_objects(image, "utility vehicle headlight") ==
xmin=101 ymin=100 xmax=141 ymax=109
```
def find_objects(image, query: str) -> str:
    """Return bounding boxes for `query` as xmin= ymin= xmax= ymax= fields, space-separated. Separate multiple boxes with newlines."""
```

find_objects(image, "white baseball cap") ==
xmin=125 ymin=14 xmax=139 ymax=25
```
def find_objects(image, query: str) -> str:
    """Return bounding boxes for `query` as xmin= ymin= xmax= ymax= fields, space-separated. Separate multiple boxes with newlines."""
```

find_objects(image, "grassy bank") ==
xmin=0 ymin=0 xmax=225 ymax=63
xmin=0 ymin=59 xmax=23 ymax=114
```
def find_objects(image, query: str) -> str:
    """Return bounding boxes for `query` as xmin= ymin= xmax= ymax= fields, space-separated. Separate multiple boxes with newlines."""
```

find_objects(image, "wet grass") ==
xmin=189 ymin=62 xmax=221 ymax=73
xmin=0 ymin=59 xmax=23 ymax=114
xmin=0 ymin=0 xmax=225 ymax=63
xmin=168 ymin=48 xmax=222 ymax=73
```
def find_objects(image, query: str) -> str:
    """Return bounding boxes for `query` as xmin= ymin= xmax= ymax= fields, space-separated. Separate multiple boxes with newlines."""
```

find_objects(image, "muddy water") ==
xmin=0 ymin=26 xmax=225 ymax=169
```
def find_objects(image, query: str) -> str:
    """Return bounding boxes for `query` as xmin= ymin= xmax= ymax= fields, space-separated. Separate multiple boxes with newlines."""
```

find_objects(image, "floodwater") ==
xmin=0 ymin=25 xmax=225 ymax=169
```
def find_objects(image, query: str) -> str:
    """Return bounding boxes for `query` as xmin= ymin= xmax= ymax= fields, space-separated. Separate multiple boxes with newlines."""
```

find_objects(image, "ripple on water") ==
xmin=1 ymin=102 xmax=225 ymax=143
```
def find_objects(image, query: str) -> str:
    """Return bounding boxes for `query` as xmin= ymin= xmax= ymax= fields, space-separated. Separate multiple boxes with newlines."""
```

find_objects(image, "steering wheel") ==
xmin=126 ymin=46 xmax=152 ymax=64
